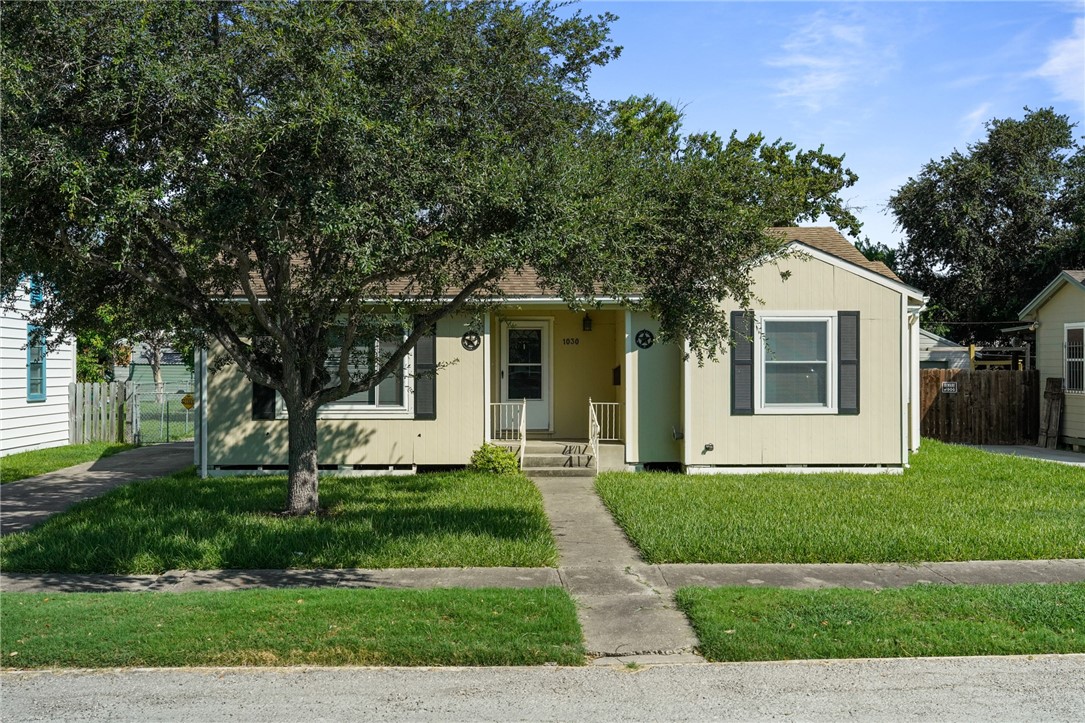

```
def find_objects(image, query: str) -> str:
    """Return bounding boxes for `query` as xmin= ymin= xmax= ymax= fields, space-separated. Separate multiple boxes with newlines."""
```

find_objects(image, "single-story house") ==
xmin=919 ymin=329 xmax=971 ymax=370
xmin=1018 ymin=269 xmax=1085 ymax=449
xmin=192 ymin=227 xmax=927 ymax=476
xmin=114 ymin=343 xmax=194 ymax=391
xmin=0 ymin=282 xmax=76 ymax=456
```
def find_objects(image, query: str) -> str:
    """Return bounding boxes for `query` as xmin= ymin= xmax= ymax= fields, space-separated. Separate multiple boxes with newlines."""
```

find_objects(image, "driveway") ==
xmin=972 ymin=445 xmax=1085 ymax=467
xmin=0 ymin=442 xmax=193 ymax=536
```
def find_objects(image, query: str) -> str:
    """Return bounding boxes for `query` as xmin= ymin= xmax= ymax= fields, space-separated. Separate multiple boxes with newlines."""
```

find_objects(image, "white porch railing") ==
xmin=588 ymin=399 xmax=623 ymax=465
xmin=591 ymin=401 xmax=623 ymax=441
xmin=489 ymin=400 xmax=528 ymax=468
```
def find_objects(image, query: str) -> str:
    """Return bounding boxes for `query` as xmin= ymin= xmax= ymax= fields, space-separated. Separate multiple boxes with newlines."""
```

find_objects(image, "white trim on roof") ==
xmin=1018 ymin=271 xmax=1085 ymax=319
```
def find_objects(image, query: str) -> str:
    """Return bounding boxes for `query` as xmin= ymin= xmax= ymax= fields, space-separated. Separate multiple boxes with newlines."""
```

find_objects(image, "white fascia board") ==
xmin=1018 ymin=272 xmax=1085 ymax=319
xmin=220 ymin=296 xmax=642 ymax=306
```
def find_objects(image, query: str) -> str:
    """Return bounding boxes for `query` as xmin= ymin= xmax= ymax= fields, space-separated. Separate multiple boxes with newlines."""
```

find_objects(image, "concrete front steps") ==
xmin=521 ymin=440 xmax=595 ymax=478
xmin=504 ymin=440 xmax=626 ymax=477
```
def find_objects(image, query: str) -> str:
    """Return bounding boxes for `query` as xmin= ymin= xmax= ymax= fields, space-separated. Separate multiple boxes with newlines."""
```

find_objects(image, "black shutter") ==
xmin=252 ymin=383 xmax=276 ymax=420
xmin=414 ymin=325 xmax=437 ymax=420
xmin=731 ymin=310 xmax=754 ymax=415
xmin=838 ymin=311 xmax=860 ymax=415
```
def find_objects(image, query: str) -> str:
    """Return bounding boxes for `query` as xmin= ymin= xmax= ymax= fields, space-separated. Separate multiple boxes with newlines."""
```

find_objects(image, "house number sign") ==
xmin=461 ymin=331 xmax=481 ymax=351
xmin=941 ymin=381 xmax=958 ymax=394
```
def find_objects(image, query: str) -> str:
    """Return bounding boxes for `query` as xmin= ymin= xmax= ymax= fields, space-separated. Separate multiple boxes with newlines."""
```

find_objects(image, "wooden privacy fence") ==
xmin=69 ymin=382 xmax=127 ymax=444
xmin=920 ymin=369 xmax=1039 ymax=445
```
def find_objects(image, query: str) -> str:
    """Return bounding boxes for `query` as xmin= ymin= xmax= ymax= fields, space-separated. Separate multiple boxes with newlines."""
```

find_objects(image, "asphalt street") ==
xmin=3 ymin=654 xmax=1083 ymax=722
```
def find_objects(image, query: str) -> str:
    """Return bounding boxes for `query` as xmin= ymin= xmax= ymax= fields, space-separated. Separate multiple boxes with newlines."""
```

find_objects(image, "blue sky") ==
xmin=575 ymin=1 xmax=1085 ymax=249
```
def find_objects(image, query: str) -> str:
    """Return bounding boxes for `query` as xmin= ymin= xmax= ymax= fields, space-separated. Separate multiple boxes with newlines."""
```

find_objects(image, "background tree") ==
xmin=3 ymin=1 xmax=860 ymax=513
xmin=889 ymin=108 xmax=1085 ymax=343
xmin=854 ymin=237 xmax=898 ymax=272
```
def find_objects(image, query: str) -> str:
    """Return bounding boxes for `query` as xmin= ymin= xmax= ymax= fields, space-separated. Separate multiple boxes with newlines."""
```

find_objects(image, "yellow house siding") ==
xmin=1033 ymin=282 xmax=1085 ymax=441
xmin=685 ymin=253 xmax=905 ymax=466
xmin=207 ymin=315 xmax=486 ymax=467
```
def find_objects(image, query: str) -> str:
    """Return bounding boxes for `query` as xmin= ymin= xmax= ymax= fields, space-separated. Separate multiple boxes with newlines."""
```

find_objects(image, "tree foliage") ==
xmin=889 ymin=108 xmax=1085 ymax=343
xmin=2 ymin=1 xmax=860 ymax=512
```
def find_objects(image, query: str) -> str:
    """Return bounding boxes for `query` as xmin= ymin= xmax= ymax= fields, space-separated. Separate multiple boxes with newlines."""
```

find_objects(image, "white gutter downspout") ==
xmin=907 ymin=301 xmax=928 ymax=456
xmin=199 ymin=346 xmax=209 ymax=479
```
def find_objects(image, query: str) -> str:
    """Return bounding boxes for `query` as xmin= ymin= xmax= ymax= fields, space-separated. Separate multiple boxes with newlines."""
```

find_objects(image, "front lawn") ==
xmin=0 ymin=469 xmax=558 ymax=572
xmin=596 ymin=440 xmax=1085 ymax=563
xmin=1 ymin=442 xmax=134 ymax=484
xmin=0 ymin=587 xmax=584 ymax=668
xmin=677 ymin=583 xmax=1085 ymax=662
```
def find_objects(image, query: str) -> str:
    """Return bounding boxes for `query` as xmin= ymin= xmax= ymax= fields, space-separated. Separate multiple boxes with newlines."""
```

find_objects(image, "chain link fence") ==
xmin=128 ymin=383 xmax=196 ymax=445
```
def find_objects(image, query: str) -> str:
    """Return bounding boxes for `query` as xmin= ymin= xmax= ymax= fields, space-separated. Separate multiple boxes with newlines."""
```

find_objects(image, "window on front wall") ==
xmin=1067 ymin=324 xmax=1084 ymax=393
xmin=315 ymin=331 xmax=413 ymax=418
xmin=757 ymin=316 xmax=835 ymax=412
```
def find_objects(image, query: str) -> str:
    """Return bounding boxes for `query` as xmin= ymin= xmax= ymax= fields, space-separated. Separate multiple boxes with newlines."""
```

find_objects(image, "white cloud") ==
xmin=960 ymin=102 xmax=992 ymax=139
xmin=767 ymin=8 xmax=896 ymax=113
xmin=1034 ymin=17 xmax=1085 ymax=105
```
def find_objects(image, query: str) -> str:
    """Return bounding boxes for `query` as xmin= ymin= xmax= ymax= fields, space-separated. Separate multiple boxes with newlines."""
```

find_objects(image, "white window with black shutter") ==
xmin=316 ymin=333 xmax=414 ymax=418
xmin=254 ymin=327 xmax=431 ymax=421
xmin=732 ymin=310 xmax=860 ymax=415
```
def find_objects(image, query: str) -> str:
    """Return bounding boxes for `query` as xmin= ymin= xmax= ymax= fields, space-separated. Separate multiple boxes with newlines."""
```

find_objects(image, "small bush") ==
xmin=469 ymin=443 xmax=522 ymax=475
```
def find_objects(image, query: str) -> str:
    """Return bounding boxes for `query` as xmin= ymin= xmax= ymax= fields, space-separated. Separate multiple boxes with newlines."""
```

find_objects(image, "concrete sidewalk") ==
xmin=0 ymin=443 xmax=193 ymax=536
xmin=4 ymin=559 xmax=1083 ymax=595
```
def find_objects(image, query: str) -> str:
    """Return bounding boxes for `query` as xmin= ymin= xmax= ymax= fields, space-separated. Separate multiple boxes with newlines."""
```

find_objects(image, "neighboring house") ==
xmin=116 ymin=344 xmax=194 ymax=392
xmin=919 ymin=329 xmax=971 ymax=370
xmin=1018 ymin=270 xmax=1085 ymax=450
xmin=192 ymin=227 xmax=927 ymax=476
xmin=0 ymin=283 xmax=76 ymax=456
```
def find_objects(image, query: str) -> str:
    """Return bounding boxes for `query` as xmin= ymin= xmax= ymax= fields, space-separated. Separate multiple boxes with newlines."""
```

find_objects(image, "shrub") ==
xmin=469 ymin=443 xmax=521 ymax=475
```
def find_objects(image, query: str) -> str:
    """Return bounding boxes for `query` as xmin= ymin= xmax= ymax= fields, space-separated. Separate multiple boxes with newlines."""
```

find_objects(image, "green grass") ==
xmin=0 ymin=587 xmax=584 ymax=668
xmin=0 ymin=443 xmax=134 ymax=484
xmin=677 ymin=583 xmax=1085 ymax=662
xmin=596 ymin=440 xmax=1085 ymax=563
xmin=0 ymin=469 xmax=558 ymax=573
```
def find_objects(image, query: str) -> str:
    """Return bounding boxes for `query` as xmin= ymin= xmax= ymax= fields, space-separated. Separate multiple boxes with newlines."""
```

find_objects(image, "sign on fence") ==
xmin=920 ymin=369 xmax=1039 ymax=445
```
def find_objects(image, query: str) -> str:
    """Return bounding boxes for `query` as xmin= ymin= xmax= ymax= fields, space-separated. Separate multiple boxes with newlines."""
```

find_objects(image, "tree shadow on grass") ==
xmin=0 ymin=471 xmax=555 ymax=573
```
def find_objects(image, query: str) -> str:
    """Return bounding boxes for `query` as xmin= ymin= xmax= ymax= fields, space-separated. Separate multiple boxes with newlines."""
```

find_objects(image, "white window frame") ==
xmin=276 ymin=338 xmax=415 ymax=420
xmin=1065 ymin=322 xmax=1085 ymax=394
xmin=754 ymin=311 xmax=838 ymax=415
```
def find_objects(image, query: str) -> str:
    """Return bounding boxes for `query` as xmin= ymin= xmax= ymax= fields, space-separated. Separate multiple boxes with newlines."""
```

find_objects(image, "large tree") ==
xmin=2 ymin=1 xmax=860 ymax=513
xmin=889 ymin=108 xmax=1085 ymax=343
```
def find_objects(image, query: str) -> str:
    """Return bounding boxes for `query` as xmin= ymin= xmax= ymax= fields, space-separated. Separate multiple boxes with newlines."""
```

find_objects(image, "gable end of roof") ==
xmin=1019 ymin=270 xmax=1085 ymax=319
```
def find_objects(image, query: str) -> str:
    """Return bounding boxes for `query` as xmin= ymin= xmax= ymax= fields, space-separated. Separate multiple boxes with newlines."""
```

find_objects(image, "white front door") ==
xmin=501 ymin=320 xmax=551 ymax=431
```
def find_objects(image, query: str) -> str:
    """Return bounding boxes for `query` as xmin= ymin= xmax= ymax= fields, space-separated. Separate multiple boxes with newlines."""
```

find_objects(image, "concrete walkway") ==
xmin=972 ymin=444 xmax=1085 ymax=467
xmin=0 ymin=443 xmax=193 ymax=536
xmin=530 ymin=475 xmax=702 ymax=663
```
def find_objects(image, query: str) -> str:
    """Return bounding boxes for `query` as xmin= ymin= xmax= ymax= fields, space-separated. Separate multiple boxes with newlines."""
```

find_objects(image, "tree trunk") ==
xmin=151 ymin=348 xmax=164 ymax=403
xmin=286 ymin=397 xmax=320 ymax=514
